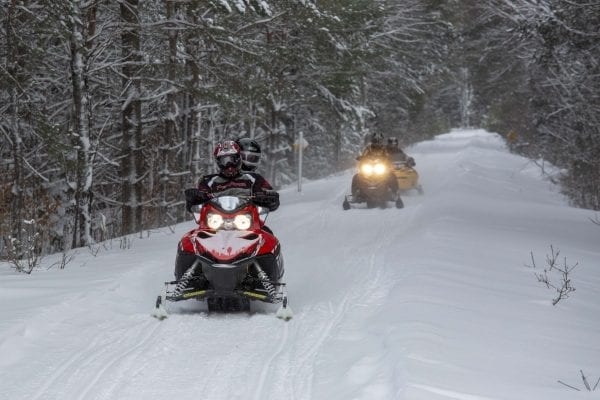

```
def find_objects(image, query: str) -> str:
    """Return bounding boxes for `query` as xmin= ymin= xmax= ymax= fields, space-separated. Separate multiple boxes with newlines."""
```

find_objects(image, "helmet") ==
xmin=214 ymin=140 xmax=242 ymax=178
xmin=236 ymin=138 xmax=261 ymax=172
xmin=370 ymin=132 xmax=384 ymax=145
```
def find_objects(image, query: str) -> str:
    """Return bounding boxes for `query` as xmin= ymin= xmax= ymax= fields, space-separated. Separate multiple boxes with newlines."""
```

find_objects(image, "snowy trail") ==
xmin=0 ymin=172 xmax=419 ymax=400
xmin=1 ymin=129 xmax=599 ymax=400
xmin=0 ymin=177 xmax=418 ymax=400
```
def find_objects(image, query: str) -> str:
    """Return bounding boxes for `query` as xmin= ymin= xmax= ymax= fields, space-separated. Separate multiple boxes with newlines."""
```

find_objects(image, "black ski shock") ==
xmin=174 ymin=259 xmax=201 ymax=296
xmin=253 ymin=262 xmax=277 ymax=300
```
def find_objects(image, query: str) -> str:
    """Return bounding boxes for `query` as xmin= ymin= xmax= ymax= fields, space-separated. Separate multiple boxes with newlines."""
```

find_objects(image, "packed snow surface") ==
xmin=1 ymin=129 xmax=599 ymax=400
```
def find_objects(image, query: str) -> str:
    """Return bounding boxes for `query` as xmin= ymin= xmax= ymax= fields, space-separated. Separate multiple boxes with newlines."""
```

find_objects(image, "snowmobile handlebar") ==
xmin=184 ymin=188 xmax=278 ymax=211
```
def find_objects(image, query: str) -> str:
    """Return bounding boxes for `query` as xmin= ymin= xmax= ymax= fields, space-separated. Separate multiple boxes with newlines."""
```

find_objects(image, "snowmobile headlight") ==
xmin=233 ymin=214 xmax=252 ymax=230
xmin=374 ymin=163 xmax=386 ymax=175
xmin=206 ymin=213 xmax=224 ymax=230
xmin=360 ymin=163 xmax=374 ymax=175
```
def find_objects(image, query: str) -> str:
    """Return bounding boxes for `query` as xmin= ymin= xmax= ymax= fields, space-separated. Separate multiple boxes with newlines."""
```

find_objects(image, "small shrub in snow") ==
xmin=88 ymin=243 xmax=101 ymax=257
xmin=558 ymin=370 xmax=599 ymax=392
xmin=119 ymin=235 xmax=133 ymax=250
xmin=5 ymin=219 xmax=43 ymax=274
xmin=48 ymin=250 xmax=76 ymax=270
xmin=527 ymin=245 xmax=577 ymax=306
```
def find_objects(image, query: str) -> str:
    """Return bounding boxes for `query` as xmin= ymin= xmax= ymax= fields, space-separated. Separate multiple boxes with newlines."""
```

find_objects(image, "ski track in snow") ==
xmin=22 ymin=310 xmax=160 ymax=400
xmin=245 ymin=182 xmax=403 ymax=400
xmin=289 ymin=212 xmax=403 ymax=400
xmin=251 ymin=322 xmax=290 ymax=400
xmin=74 ymin=321 xmax=160 ymax=400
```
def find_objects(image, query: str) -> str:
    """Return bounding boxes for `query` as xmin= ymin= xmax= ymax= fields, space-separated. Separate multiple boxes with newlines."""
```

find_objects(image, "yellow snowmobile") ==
xmin=391 ymin=158 xmax=423 ymax=195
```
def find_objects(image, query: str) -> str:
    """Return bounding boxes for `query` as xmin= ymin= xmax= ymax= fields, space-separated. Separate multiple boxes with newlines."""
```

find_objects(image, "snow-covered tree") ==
xmin=480 ymin=0 xmax=600 ymax=209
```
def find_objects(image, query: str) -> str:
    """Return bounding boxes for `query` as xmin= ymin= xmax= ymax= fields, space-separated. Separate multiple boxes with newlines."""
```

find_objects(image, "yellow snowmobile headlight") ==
xmin=206 ymin=213 xmax=224 ymax=230
xmin=373 ymin=163 xmax=386 ymax=175
xmin=233 ymin=214 xmax=252 ymax=230
xmin=360 ymin=162 xmax=387 ymax=176
xmin=360 ymin=163 xmax=374 ymax=175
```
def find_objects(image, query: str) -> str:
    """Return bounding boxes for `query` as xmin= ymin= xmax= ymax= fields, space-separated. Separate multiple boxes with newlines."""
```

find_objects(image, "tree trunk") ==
xmin=5 ymin=0 xmax=24 ymax=245
xmin=120 ymin=0 xmax=143 ymax=236
xmin=69 ymin=0 xmax=95 ymax=248
xmin=159 ymin=0 xmax=178 ymax=226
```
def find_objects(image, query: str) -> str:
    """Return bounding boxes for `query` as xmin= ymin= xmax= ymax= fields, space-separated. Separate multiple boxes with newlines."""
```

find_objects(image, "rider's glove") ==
xmin=184 ymin=188 xmax=211 ymax=212
xmin=253 ymin=191 xmax=279 ymax=211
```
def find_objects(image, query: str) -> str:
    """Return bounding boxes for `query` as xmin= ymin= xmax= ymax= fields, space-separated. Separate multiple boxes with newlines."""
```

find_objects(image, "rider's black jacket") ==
xmin=194 ymin=172 xmax=280 ymax=211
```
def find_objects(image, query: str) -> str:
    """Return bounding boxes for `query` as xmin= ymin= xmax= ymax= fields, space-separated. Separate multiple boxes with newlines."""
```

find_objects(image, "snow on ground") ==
xmin=1 ymin=128 xmax=599 ymax=400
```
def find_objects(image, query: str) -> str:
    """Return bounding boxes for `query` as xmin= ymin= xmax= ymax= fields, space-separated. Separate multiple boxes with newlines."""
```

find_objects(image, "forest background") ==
xmin=1 ymin=0 xmax=598 ymax=256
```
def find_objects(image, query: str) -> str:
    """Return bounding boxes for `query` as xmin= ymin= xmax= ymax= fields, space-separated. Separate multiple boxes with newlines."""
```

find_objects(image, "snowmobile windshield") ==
xmin=211 ymin=196 xmax=249 ymax=212
xmin=207 ymin=195 xmax=269 ymax=224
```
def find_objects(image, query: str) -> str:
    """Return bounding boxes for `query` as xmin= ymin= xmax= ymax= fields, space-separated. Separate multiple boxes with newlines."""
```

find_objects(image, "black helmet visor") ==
xmin=217 ymin=154 xmax=240 ymax=169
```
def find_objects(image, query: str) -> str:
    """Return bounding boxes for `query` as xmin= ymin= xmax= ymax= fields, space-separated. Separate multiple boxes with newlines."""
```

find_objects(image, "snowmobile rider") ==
xmin=351 ymin=133 xmax=399 ymax=198
xmin=359 ymin=132 xmax=389 ymax=160
xmin=237 ymin=137 xmax=262 ymax=173
xmin=234 ymin=137 xmax=278 ymax=235
xmin=185 ymin=139 xmax=279 ymax=212
xmin=386 ymin=137 xmax=415 ymax=167
xmin=176 ymin=139 xmax=280 ymax=291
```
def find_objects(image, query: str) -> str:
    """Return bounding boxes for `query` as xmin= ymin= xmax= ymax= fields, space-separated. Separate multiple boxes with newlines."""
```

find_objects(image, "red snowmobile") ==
xmin=153 ymin=194 xmax=292 ymax=320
